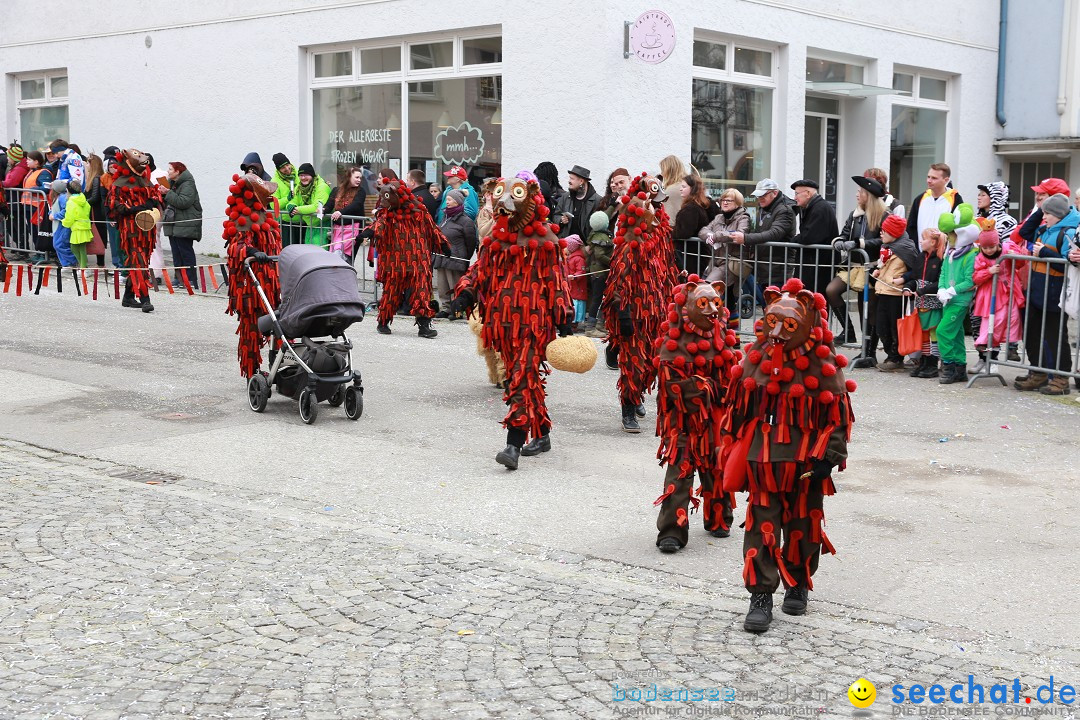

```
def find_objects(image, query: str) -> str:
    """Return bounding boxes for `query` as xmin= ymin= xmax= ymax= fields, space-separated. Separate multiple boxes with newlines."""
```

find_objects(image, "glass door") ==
xmin=803 ymin=113 xmax=840 ymax=205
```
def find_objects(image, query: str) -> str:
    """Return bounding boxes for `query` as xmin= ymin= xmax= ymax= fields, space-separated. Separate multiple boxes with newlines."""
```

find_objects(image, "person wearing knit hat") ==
xmin=934 ymin=205 xmax=980 ymax=384
xmin=582 ymin=209 xmax=615 ymax=337
xmin=433 ymin=187 xmax=477 ymax=321
xmin=290 ymin=163 xmax=331 ymax=245
xmin=1015 ymin=192 xmax=1079 ymax=394
xmin=970 ymin=219 xmax=1026 ymax=374
xmin=270 ymin=154 xmax=300 ymax=246
xmin=7 ymin=143 xmax=23 ymax=165
xmin=563 ymin=234 xmax=588 ymax=327
xmin=871 ymin=213 xmax=919 ymax=371
xmin=2 ymin=143 xmax=28 ymax=191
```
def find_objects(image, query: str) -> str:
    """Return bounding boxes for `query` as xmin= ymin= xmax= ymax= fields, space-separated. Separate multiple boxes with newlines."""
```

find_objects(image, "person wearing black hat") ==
xmin=551 ymin=165 xmax=598 ymax=240
xmin=239 ymin=151 xmax=270 ymax=181
xmin=826 ymin=176 xmax=888 ymax=360
xmin=790 ymin=179 xmax=839 ymax=294
xmin=270 ymin=153 xmax=302 ymax=247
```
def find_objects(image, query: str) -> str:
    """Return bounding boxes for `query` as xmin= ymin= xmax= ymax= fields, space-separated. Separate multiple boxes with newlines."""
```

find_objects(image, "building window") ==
xmin=890 ymin=67 xmax=950 ymax=204
xmin=692 ymin=34 xmax=776 ymax=198
xmin=309 ymin=32 xmax=501 ymax=192
xmin=1008 ymin=160 xmax=1068 ymax=221
xmin=15 ymin=69 xmax=69 ymax=153
xmin=806 ymin=59 xmax=864 ymax=84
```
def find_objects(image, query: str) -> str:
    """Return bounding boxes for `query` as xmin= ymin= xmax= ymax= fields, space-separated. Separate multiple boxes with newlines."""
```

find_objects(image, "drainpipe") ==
xmin=996 ymin=0 xmax=1008 ymax=127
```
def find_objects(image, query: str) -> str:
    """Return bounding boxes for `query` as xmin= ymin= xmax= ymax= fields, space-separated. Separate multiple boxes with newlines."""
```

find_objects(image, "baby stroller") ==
xmin=246 ymin=244 xmax=367 ymax=424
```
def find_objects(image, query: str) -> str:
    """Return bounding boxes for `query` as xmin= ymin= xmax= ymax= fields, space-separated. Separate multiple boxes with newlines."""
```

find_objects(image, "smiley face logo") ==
xmin=848 ymin=678 xmax=876 ymax=708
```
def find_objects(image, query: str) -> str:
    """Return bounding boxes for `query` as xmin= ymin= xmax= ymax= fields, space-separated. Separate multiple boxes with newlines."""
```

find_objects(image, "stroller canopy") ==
xmin=273 ymin=245 xmax=366 ymax=337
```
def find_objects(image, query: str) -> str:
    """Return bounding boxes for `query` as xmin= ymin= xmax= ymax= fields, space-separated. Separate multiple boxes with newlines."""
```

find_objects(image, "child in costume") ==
xmin=934 ymin=204 xmax=979 ymax=385
xmin=49 ymin=179 xmax=76 ymax=268
xmin=564 ymin=234 xmax=588 ymax=327
xmin=721 ymin=277 xmax=855 ymax=633
xmin=869 ymin=215 xmax=919 ymax=372
xmin=903 ymin=229 xmax=945 ymax=379
xmin=62 ymin=180 xmax=93 ymax=268
xmin=654 ymin=276 xmax=741 ymax=553
xmin=107 ymin=149 xmax=163 ymax=312
xmin=223 ymin=172 xmax=283 ymax=378
xmin=601 ymin=173 xmax=674 ymax=433
xmin=370 ymin=178 xmax=448 ymax=339
xmin=971 ymin=220 xmax=1026 ymax=372
xmin=582 ymin=210 xmax=614 ymax=337
xmin=452 ymin=176 xmax=574 ymax=470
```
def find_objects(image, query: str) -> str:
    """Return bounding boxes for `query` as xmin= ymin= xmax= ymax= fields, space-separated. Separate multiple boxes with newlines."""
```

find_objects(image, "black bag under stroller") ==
xmin=246 ymin=244 xmax=366 ymax=424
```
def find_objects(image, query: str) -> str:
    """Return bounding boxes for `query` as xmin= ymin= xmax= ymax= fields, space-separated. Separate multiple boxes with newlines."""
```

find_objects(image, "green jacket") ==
xmin=291 ymin=177 xmax=331 ymax=228
xmin=62 ymin=193 xmax=93 ymax=245
xmin=939 ymin=245 xmax=977 ymax=301
xmin=162 ymin=170 xmax=203 ymax=240
xmin=272 ymin=169 xmax=298 ymax=222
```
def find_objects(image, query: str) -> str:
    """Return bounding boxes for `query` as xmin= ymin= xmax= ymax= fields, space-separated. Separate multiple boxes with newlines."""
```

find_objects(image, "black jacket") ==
xmin=324 ymin=186 xmax=367 ymax=224
xmin=434 ymin=212 xmax=477 ymax=273
xmin=902 ymin=251 xmax=943 ymax=295
xmin=839 ymin=209 xmax=883 ymax=262
xmin=552 ymin=184 xmax=599 ymax=239
xmin=792 ymin=193 xmax=838 ymax=247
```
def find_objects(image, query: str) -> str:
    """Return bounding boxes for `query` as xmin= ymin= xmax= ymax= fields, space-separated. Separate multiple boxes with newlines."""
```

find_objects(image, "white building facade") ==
xmin=2 ymin=0 xmax=1003 ymax=254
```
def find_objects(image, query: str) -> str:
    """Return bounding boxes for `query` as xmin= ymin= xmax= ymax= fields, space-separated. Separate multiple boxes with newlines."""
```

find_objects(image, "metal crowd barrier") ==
xmin=2 ymin=187 xmax=51 ymax=259
xmin=278 ymin=214 xmax=379 ymax=306
xmin=968 ymin=252 xmax=1080 ymax=388
xmin=675 ymin=236 xmax=872 ymax=353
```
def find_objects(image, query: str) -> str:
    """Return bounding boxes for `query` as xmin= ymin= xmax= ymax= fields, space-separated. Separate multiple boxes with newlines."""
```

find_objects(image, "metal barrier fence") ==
xmin=674 ymin=236 xmax=872 ymax=353
xmin=276 ymin=214 xmax=380 ymax=306
xmin=968 ymin=252 xmax=1080 ymax=388
xmin=2 ymin=187 xmax=51 ymax=259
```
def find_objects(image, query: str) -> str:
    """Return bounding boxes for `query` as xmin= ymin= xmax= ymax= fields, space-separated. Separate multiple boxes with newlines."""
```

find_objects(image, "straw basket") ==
xmin=545 ymin=335 xmax=597 ymax=373
xmin=135 ymin=208 xmax=162 ymax=232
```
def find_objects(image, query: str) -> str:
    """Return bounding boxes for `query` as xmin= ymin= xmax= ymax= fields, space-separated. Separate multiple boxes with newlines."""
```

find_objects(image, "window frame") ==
xmin=892 ymin=66 xmax=950 ymax=110
xmin=14 ymin=69 xmax=70 ymax=150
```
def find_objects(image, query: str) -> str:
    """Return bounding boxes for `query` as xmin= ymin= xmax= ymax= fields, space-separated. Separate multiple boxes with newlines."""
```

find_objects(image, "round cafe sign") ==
xmin=629 ymin=10 xmax=676 ymax=64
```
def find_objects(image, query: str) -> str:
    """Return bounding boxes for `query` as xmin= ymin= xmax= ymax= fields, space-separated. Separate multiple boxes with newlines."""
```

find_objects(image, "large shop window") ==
xmin=890 ymin=69 xmax=949 ymax=204
xmin=309 ymin=33 xmax=501 ymax=195
xmin=691 ymin=36 xmax=776 ymax=198
xmin=15 ymin=70 xmax=69 ymax=153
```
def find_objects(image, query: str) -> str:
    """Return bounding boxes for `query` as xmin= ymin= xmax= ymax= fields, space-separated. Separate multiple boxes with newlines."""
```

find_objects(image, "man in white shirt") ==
xmin=907 ymin=163 xmax=963 ymax=242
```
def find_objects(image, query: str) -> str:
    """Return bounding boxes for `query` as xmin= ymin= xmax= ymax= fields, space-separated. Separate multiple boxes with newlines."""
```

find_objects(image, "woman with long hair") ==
xmin=325 ymin=166 xmax=367 ymax=259
xmin=826 ymin=176 xmax=888 ymax=353
xmin=674 ymin=174 xmax=714 ymax=277
xmin=658 ymin=155 xmax=690 ymax=227
xmin=83 ymin=154 xmax=108 ymax=268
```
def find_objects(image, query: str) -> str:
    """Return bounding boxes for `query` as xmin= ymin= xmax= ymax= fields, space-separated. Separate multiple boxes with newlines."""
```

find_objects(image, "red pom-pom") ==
xmin=821 ymin=363 xmax=837 ymax=377
xmin=659 ymin=322 xmax=670 ymax=333
xmin=509 ymin=244 xmax=522 ymax=255
xmin=845 ymin=379 xmax=858 ymax=392
xmin=697 ymin=340 xmax=711 ymax=353
xmin=760 ymin=361 xmax=773 ymax=375
xmin=730 ymin=365 xmax=744 ymax=380
xmin=558 ymin=237 xmax=568 ymax=248
xmin=781 ymin=278 xmax=804 ymax=294
xmin=619 ymin=195 xmax=630 ymax=205
xmin=805 ymin=376 xmax=819 ymax=390
xmin=811 ymin=327 xmax=823 ymax=341
xmin=721 ymin=349 xmax=733 ymax=362
xmin=652 ymin=356 xmax=661 ymax=368
xmin=668 ymin=312 xmax=679 ymax=324
xmin=835 ymin=354 xmax=849 ymax=368
xmin=528 ymin=238 xmax=538 ymax=250
xmin=687 ymin=273 xmax=701 ymax=283
xmin=549 ymin=224 xmax=560 ymax=235
xmin=748 ymin=350 xmax=762 ymax=364
xmin=743 ymin=377 xmax=757 ymax=391
xmin=665 ymin=340 xmax=678 ymax=352
xmin=691 ymin=355 xmax=705 ymax=368
xmin=714 ymin=355 xmax=725 ymax=366
xmin=232 ymin=174 xmax=240 ymax=182
xmin=814 ymin=293 xmax=827 ymax=311
xmin=674 ymin=293 xmax=687 ymax=305
xmin=789 ymin=383 xmax=806 ymax=397
xmin=815 ymin=345 xmax=831 ymax=358
xmin=668 ymin=327 xmax=681 ymax=340
xmin=253 ymin=202 xmax=263 ymax=211
xmin=766 ymin=381 xmax=781 ymax=395
xmin=490 ymin=241 xmax=502 ymax=251
xmin=243 ymin=191 xmax=253 ymax=200
xmin=633 ymin=227 xmax=643 ymax=236
xmin=522 ymin=224 xmax=534 ymax=236
xmin=637 ymin=191 xmax=647 ymax=200
xmin=251 ymin=223 xmax=261 ymax=233
xmin=818 ymin=390 xmax=835 ymax=404
xmin=781 ymin=367 xmax=795 ymax=382
xmin=726 ymin=331 xmax=737 ymax=345
xmin=823 ymin=329 xmax=835 ymax=344
xmin=673 ymin=355 xmax=686 ymax=368
xmin=794 ymin=356 xmax=810 ymax=371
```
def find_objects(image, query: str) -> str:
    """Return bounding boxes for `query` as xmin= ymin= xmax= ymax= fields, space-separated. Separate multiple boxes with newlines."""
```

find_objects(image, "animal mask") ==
xmin=761 ymin=286 xmax=817 ymax=351
xmin=244 ymin=173 xmax=276 ymax=203
xmin=682 ymin=280 xmax=727 ymax=332
xmin=618 ymin=174 xmax=667 ymax=237
xmin=492 ymin=177 xmax=542 ymax=231
xmin=376 ymin=179 xmax=406 ymax=211
xmin=123 ymin=148 xmax=149 ymax=174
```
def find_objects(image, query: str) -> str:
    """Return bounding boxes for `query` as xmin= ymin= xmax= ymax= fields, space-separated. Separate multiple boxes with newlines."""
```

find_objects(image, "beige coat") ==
xmin=873 ymin=251 xmax=908 ymax=296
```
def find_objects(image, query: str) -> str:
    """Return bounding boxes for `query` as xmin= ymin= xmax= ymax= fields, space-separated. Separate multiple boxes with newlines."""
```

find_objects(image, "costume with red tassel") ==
xmin=601 ymin=173 xmax=675 ymax=420
xmin=106 ymin=149 xmax=162 ymax=302
xmin=721 ymin=277 xmax=855 ymax=598
xmin=454 ymin=177 xmax=573 ymax=461
xmin=223 ymin=172 xmax=283 ymax=378
xmin=371 ymin=179 xmax=448 ymax=331
xmin=653 ymin=276 xmax=742 ymax=550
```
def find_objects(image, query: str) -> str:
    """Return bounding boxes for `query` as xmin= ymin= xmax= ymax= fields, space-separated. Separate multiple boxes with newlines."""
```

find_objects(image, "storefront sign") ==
xmin=434 ymin=122 xmax=485 ymax=166
xmin=629 ymin=10 xmax=676 ymax=64
xmin=328 ymin=128 xmax=394 ymax=165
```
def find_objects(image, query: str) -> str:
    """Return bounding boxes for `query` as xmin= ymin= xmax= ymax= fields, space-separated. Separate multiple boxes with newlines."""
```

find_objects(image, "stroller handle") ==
xmin=244 ymin=254 xmax=280 ymax=268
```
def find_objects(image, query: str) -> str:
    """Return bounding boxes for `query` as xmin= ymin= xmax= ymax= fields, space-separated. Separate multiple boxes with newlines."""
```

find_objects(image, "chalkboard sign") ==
xmin=824 ymin=118 xmax=839 ymax=202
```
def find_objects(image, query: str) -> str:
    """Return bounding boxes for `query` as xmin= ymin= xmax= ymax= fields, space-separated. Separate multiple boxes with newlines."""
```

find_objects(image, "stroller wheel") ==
xmin=247 ymin=374 xmax=269 ymax=413
xmin=327 ymin=384 xmax=346 ymax=407
xmin=344 ymin=386 xmax=363 ymax=420
xmin=298 ymin=388 xmax=318 ymax=424
xmin=739 ymin=294 xmax=755 ymax=320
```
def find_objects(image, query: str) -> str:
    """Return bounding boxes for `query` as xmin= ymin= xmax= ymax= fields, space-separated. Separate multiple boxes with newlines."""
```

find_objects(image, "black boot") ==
xmin=852 ymin=332 xmax=878 ymax=368
xmin=497 ymin=428 xmax=526 ymax=470
xmin=621 ymin=403 xmax=641 ymax=433
xmin=781 ymin=586 xmax=808 ymax=616
xmin=657 ymin=537 xmax=681 ymax=554
xmin=376 ymin=323 xmax=391 ymax=335
xmin=417 ymin=317 xmax=437 ymax=339
xmin=916 ymin=356 xmax=940 ymax=378
xmin=744 ymin=592 xmax=773 ymax=633
xmin=140 ymin=294 xmax=154 ymax=313
xmin=909 ymin=355 xmax=928 ymax=378
xmin=605 ymin=343 xmax=619 ymax=370
xmin=943 ymin=363 xmax=968 ymax=385
xmin=520 ymin=435 xmax=551 ymax=456
xmin=121 ymin=278 xmax=140 ymax=308
xmin=937 ymin=362 xmax=955 ymax=384
xmin=635 ymin=402 xmax=647 ymax=418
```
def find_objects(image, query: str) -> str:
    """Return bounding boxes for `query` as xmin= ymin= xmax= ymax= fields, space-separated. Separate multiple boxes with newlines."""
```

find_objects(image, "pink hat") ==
xmin=978 ymin=229 xmax=1000 ymax=249
xmin=564 ymin=234 xmax=583 ymax=252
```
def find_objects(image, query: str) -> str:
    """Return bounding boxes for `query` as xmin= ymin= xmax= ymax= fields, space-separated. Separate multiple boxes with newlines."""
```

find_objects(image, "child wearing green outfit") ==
xmin=934 ymin=205 xmax=979 ymax=385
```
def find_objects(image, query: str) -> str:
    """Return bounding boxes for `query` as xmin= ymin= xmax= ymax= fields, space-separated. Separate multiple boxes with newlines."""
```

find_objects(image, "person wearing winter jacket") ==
xmin=790 ymin=179 xmax=839 ymax=293
xmin=868 ymin=215 xmax=919 ymax=371
xmin=971 ymin=223 xmax=1026 ymax=372
xmin=564 ymin=234 xmax=588 ymax=327
xmin=3 ymin=144 xmax=28 ymax=189
xmin=433 ymin=189 xmax=477 ymax=318
xmin=583 ymin=210 xmax=614 ymax=337
xmin=935 ymin=209 xmax=980 ymax=385
xmin=49 ymin=139 xmax=85 ymax=190
xmin=902 ymin=228 xmax=946 ymax=378
xmin=162 ymin=162 xmax=203 ymax=286
xmin=727 ymin=178 xmax=795 ymax=288
xmin=907 ymin=163 xmax=963 ymax=242
xmin=1012 ymin=178 xmax=1070 ymax=245
xmin=673 ymin=174 xmax=714 ymax=277
xmin=1014 ymin=193 xmax=1078 ymax=395
xmin=288 ymin=163 xmax=331 ymax=245
xmin=698 ymin=188 xmax=751 ymax=316
xmin=62 ymin=180 xmax=93 ymax=267
xmin=240 ymin=151 xmax=271 ymax=181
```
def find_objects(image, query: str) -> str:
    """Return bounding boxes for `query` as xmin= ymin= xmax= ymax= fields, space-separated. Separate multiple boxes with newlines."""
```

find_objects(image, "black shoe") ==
xmin=140 ymin=296 xmax=154 ymax=313
xmin=434 ymin=310 xmax=450 ymax=319
xmin=909 ymin=356 xmax=929 ymax=377
xmin=605 ymin=344 xmax=619 ymax=370
xmin=121 ymin=293 xmax=140 ymax=308
xmin=916 ymin=358 xmax=941 ymax=378
xmin=417 ymin=318 xmax=438 ymax=339
xmin=708 ymin=526 xmax=730 ymax=538
xmin=520 ymin=435 xmax=551 ymax=456
xmin=635 ymin=402 xmax=646 ymax=418
xmin=377 ymin=324 xmax=391 ymax=335
xmin=939 ymin=363 xmax=966 ymax=385
xmin=495 ymin=444 xmax=520 ymax=470
xmin=781 ymin=586 xmax=808 ymax=616
xmin=744 ymin=592 xmax=773 ymax=633
xmin=621 ymin=404 xmax=641 ymax=433
xmin=657 ymin=537 xmax=681 ymax=554
xmin=851 ymin=356 xmax=877 ymax=369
